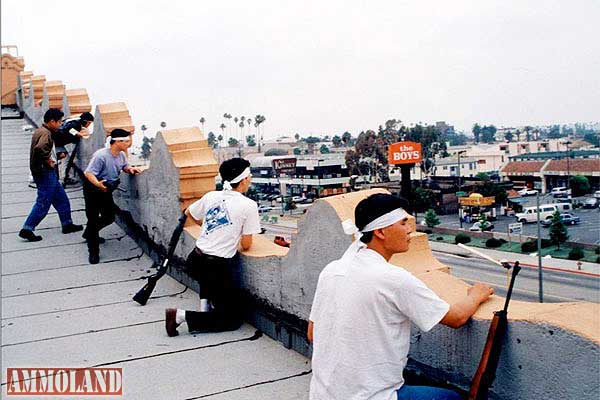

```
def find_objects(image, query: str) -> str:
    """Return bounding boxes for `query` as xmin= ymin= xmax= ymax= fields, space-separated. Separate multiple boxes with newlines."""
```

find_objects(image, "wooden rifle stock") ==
xmin=468 ymin=261 xmax=520 ymax=400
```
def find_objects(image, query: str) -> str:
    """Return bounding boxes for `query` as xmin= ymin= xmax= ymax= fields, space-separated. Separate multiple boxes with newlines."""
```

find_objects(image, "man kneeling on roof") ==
xmin=165 ymin=157 xmax=261 ymax=336
xmin=308 ymin=193 xmax=494 ymax=400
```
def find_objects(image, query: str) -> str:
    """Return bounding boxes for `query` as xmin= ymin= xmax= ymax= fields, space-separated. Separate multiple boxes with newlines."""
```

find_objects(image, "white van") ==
xmin=515 ymin=204 xmax=560 ymax=223
xmin=554 ymin=202 xmax=573 ymax=213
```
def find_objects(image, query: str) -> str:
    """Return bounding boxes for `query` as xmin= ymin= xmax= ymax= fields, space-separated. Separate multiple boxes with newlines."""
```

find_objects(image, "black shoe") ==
xmin=18 ymin=229 xmax=42 ymax=242
xmin=165 ymin=308 xmax=181 ymax=337
xmin=62 ymin=224 xmax=84 ymax=234
xmin=82 ymin=232 xmax=106 ymax=244
xmin=89 ymin=254 xmax=100 ymax=264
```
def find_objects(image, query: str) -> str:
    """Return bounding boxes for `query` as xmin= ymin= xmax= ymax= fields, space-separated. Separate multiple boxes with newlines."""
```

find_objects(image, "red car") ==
xmin=274 ymin=235 xmax=291 ymax=248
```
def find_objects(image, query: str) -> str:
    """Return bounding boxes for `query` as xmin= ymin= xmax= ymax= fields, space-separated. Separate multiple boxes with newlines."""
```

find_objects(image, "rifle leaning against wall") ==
xmin=457 ymin=243 xmax=522 ymax=400
xmin=133 ymin=212 xmax=188 ymax=305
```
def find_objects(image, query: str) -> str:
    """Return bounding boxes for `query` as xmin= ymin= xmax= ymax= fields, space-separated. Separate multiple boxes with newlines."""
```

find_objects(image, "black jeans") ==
xmin=82 ymin=181 xmax=116 ymax=256
xmin=184 ymin=248 xmax=243 ymax=333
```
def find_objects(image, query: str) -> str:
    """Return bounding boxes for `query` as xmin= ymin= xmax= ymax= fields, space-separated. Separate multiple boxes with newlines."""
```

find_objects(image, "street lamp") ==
xmin=457 ymin=150 xmax=467 ymax=228
xmin=316 ymin=158 xmax=325 ymax=198
xmin=564 ymin=141 xmax=572 ymax=191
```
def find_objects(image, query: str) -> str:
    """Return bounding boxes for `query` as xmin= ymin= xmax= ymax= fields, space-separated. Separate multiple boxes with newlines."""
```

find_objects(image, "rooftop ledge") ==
xmin=9 ymin=57 xmax=599 ymax=399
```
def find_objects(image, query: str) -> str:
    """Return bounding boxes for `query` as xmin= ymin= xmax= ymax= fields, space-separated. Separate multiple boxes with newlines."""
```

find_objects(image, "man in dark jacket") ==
xmin=54 ymin=111 xmax=94 ymax=186
xmin=19 ymin=108 xmax=83 ymax=242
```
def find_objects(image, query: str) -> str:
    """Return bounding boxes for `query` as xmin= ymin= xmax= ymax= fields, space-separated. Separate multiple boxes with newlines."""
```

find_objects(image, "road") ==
xmin=434 ymin=251 xmax=600 ymax=303
xmin=434 ymin=205 xmax=600 ymax=244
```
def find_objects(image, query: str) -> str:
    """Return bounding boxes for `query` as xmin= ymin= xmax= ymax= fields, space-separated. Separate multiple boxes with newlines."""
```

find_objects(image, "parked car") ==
xmin=291 ymin=196 xmax=305 ymax=203
xmin=583 ymin=197 xmax=599 ymax=209
xmin=594 ymin=190 xmax=600 ymax=199
xmin=258 ymin=205 xmax=272 ymax=213
xmin=515 ymin=204 xmax=560 ymax=223
xmin=518 ymin=188 xmax=538 ymax=196
xmin=469 ymin=221 xmax=494 ymax=232
xmin=274 ymin=235 xmax=291 ymax=248
xmin=541 ymin=212 xmax=581 ymax=227
xmin=550 ymin=187 xmax=571 ymax=198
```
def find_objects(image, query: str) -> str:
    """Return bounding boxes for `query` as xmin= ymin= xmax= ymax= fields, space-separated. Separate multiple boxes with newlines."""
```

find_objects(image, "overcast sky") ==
xmin=2 ymin=0 xmax=599 ymax=140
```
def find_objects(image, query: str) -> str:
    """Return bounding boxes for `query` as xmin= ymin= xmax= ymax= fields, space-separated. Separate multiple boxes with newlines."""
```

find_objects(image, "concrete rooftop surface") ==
xmin=1 ymin=113 xmax=312 ymax=399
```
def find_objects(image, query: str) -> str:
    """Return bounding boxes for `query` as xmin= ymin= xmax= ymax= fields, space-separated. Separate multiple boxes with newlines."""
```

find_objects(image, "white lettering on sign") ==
xmin=393 ymin=151 xmax=420 ymax=161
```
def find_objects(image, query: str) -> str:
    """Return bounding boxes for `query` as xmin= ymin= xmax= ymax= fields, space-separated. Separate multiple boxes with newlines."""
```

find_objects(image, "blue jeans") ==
xmin=397 ymin=385 xmax=462 ymax=400
xmin=23 ymin=169 xmax=73 ymax=231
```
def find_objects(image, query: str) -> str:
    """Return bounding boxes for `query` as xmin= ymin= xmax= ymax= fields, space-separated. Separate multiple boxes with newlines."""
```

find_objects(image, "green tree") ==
xmin=481 ymin=125 xmax=497 ymax=143
xmin=472 ymin=123 xmax=481 ymax=143
xmin=479 ymin=213 xmax=489 ymax=230
xmin=246 ymin=135 xmax=256 ymax=147
xmin=447 ymin=133 xmax=468 ymax=145
xmin=293 ymin=147 xmax=301 ymax=155
xmin=504 ymin=130 xmax=513 ymax=142
xmin=570 ymin=175 xmax=590 ymax=196
xmin=294 ymin=133 xmax=300 ymax=141
xmin=319 ymin=144 xmax=330 ymax=154
xmin=228 ymin=137 xmax=239 ymax=147
xmin=217 ymin=134 xmax=223 ymax=147
xmin=549 ymin=211 xmax=569 ymax=250
xmin=583 ymin=132 xmax=600 ymax=147
xmin=476 ymin=172 xmax=490 ymax=181
xmin=342 ymin=131 xmax=352 ymax=146
xmin=207 ymin=132 xmax=216 ymax=148
xmin=413 ymin=188 xmax=434 ymax=213
xmin=332 ymin=135 xmax=342 ymax=147
xmin=264 ymin=148 xmax=288 ymax=156
xmin=424 ymin=208 xmax=441 ymax=228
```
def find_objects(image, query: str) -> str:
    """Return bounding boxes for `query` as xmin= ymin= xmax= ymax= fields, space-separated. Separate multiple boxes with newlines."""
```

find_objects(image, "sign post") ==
xmin=388 ymin=142 xmax=423 ymax=208
xmin=508 ymin=222 xmax=523 ymax=245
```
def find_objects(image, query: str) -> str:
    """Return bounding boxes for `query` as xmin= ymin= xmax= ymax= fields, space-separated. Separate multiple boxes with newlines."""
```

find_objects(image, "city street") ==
xmin=431 ymin=203 xmax=600 ymax=244
xmin=435 ymin=252 xmax=600 ymax=303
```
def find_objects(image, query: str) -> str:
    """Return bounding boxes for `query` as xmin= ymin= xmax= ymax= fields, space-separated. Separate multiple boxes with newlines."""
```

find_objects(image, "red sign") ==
xmin=388 ymin=141 xmax=422 ymax=165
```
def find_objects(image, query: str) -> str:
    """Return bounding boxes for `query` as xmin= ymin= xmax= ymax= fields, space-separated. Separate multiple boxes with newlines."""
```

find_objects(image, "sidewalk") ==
xmin=1 ymin=114 xmax=311 ymax=399
xmin=430 ymin=241 xmax=600 ymax=276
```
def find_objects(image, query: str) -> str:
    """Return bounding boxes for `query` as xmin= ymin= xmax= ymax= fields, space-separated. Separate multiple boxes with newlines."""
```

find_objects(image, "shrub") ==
xmin=541 ymin=239 xmax=553 ymax=248
xmin=521 ymin=240 xmax=538 ymax=253
xmin=486 ymin=238 xmax=504 ymax=248
xmin=436 ymin=236 xmax=444 ymax=241
xmin=595 ymin=247 xmax=600 ymax=255
xmin=499 ymin=238 xmax=508 ymax=244
xmin=424 ymin=229 xmax=433 ymax=234
xmin=568 ymin=247 xmax=585 ymax=260
xmin=596 ymin=256 xmax=600 ymax=264
xmin=455 ymin=233 xmax=471 ymax=244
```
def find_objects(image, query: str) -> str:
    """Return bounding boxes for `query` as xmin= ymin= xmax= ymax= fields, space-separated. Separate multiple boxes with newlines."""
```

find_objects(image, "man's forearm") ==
xmin=84 ymin=172 xmax=102 ymax=188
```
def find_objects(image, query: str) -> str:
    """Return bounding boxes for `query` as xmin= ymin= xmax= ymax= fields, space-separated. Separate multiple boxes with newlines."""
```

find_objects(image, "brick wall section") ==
xmin=44 ymin=80 xmax=65 ymax=110
xmin=1 ymin=53 xmax=25 ymax=105
xmin=64 ymin=88 xmax=91 ymax=116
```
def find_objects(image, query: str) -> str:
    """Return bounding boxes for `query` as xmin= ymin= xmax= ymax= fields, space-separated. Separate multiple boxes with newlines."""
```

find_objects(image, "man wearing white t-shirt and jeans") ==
xmin=165 ymin=158 xmax=261 ymax=336
xmin=308 ymin=194 xmax=494 ymax=400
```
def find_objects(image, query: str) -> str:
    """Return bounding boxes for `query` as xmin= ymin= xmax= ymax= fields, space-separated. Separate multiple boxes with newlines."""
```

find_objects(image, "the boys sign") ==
xmin=388 ymin=141 xmax=422 ymax=165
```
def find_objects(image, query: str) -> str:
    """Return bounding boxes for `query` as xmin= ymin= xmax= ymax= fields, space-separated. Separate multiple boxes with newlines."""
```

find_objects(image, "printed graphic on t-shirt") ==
xmin=204 ymin=201 xmax=232 ymax=233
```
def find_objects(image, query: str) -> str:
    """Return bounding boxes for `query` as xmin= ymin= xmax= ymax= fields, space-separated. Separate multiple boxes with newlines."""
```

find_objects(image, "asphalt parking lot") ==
xmin=432 ymin=199 xmax=600 ymax=245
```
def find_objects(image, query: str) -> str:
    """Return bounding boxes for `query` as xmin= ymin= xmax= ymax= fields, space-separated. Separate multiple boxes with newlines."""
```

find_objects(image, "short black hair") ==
xmin=355 ymin=193 xmax=408 ymax=243
xmin=80 ymin=112 xmax=94 ymax=122
xmin=44 ymin=108 xmax=64 ymax=123
xmin=219 ymin=158 xmax=251 ymax=189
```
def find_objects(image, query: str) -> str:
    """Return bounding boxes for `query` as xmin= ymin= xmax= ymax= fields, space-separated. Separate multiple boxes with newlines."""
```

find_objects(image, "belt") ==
xmin=194 ymin=247 xmax=228 ymax=262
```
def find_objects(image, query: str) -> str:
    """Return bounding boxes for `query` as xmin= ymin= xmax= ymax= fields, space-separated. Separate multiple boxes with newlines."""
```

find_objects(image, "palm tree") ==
xmin=254 ymin=115 xmax=266 ymax=152
xmin=160 ymin=121 xmax=167 ymax=128
xmin=199 ymin=117 xmax=205 ymax=130
xmin=223 ymin=113 xmax=232 ymax=142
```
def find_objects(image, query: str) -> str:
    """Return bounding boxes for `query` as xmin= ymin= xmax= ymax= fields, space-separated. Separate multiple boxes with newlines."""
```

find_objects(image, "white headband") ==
xmin=223 ymin=167 xmax=251 ymax=191
xmin=340 ymin=207 xmax=409 ymax=260
xmin=112 ymin=137 xmax=130 ymax=142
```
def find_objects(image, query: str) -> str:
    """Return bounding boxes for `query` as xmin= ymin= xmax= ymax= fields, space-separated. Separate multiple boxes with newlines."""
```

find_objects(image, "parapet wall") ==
xmin=11 ymin=54 xmax=599 ymax=400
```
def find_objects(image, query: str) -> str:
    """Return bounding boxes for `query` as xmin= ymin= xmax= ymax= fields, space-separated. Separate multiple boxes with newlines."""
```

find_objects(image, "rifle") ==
xmin=458 ymin=244 xmax=521 ymax=400
xmin=133 ymin=212 xmax=188 ymax=305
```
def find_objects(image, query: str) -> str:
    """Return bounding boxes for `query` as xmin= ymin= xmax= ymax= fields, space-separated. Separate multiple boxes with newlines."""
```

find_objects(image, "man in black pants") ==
xmin=82 ymin=129 xmax=140 ymax=264
xmin=54 ymin=112 xmax=94 ymax=186
xmin=165 ymin=158 xmax=261 ymax=336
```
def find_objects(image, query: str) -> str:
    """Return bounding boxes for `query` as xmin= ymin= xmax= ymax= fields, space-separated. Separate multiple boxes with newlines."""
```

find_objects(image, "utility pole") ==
xmin=457 ymin=150 xmax=467 ymax=228
xmin=565 ymin=140 xmax=572 ymax=190
xmin=536 ymin=192 xmax=543 ymax=303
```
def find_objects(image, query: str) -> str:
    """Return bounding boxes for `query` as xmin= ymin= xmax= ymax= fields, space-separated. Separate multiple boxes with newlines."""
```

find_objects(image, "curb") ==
xmin=431 ymin=247 xmax=600 ymax=278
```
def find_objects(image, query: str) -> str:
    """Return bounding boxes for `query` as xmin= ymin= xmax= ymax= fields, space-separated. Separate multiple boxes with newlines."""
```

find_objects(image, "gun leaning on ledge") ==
xmin=458 ymin=244 xmax=522 ymax=400
xmin=133 ymin=212 xmax=188 ymax=305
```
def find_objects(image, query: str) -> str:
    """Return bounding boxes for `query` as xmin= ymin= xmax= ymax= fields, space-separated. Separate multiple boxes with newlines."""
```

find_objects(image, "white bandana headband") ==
xmin=223 ymin=167 xmax=251 ymax=191
xmin=340 ymin=207 xmax=409 ymax=259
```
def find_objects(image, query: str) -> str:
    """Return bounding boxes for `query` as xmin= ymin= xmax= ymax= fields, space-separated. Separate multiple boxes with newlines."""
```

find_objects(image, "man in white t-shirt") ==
xmin=165 ymin=158 xmax=261 ymax=336
xmin=308 ymin=193 xmax=494 ymax=400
